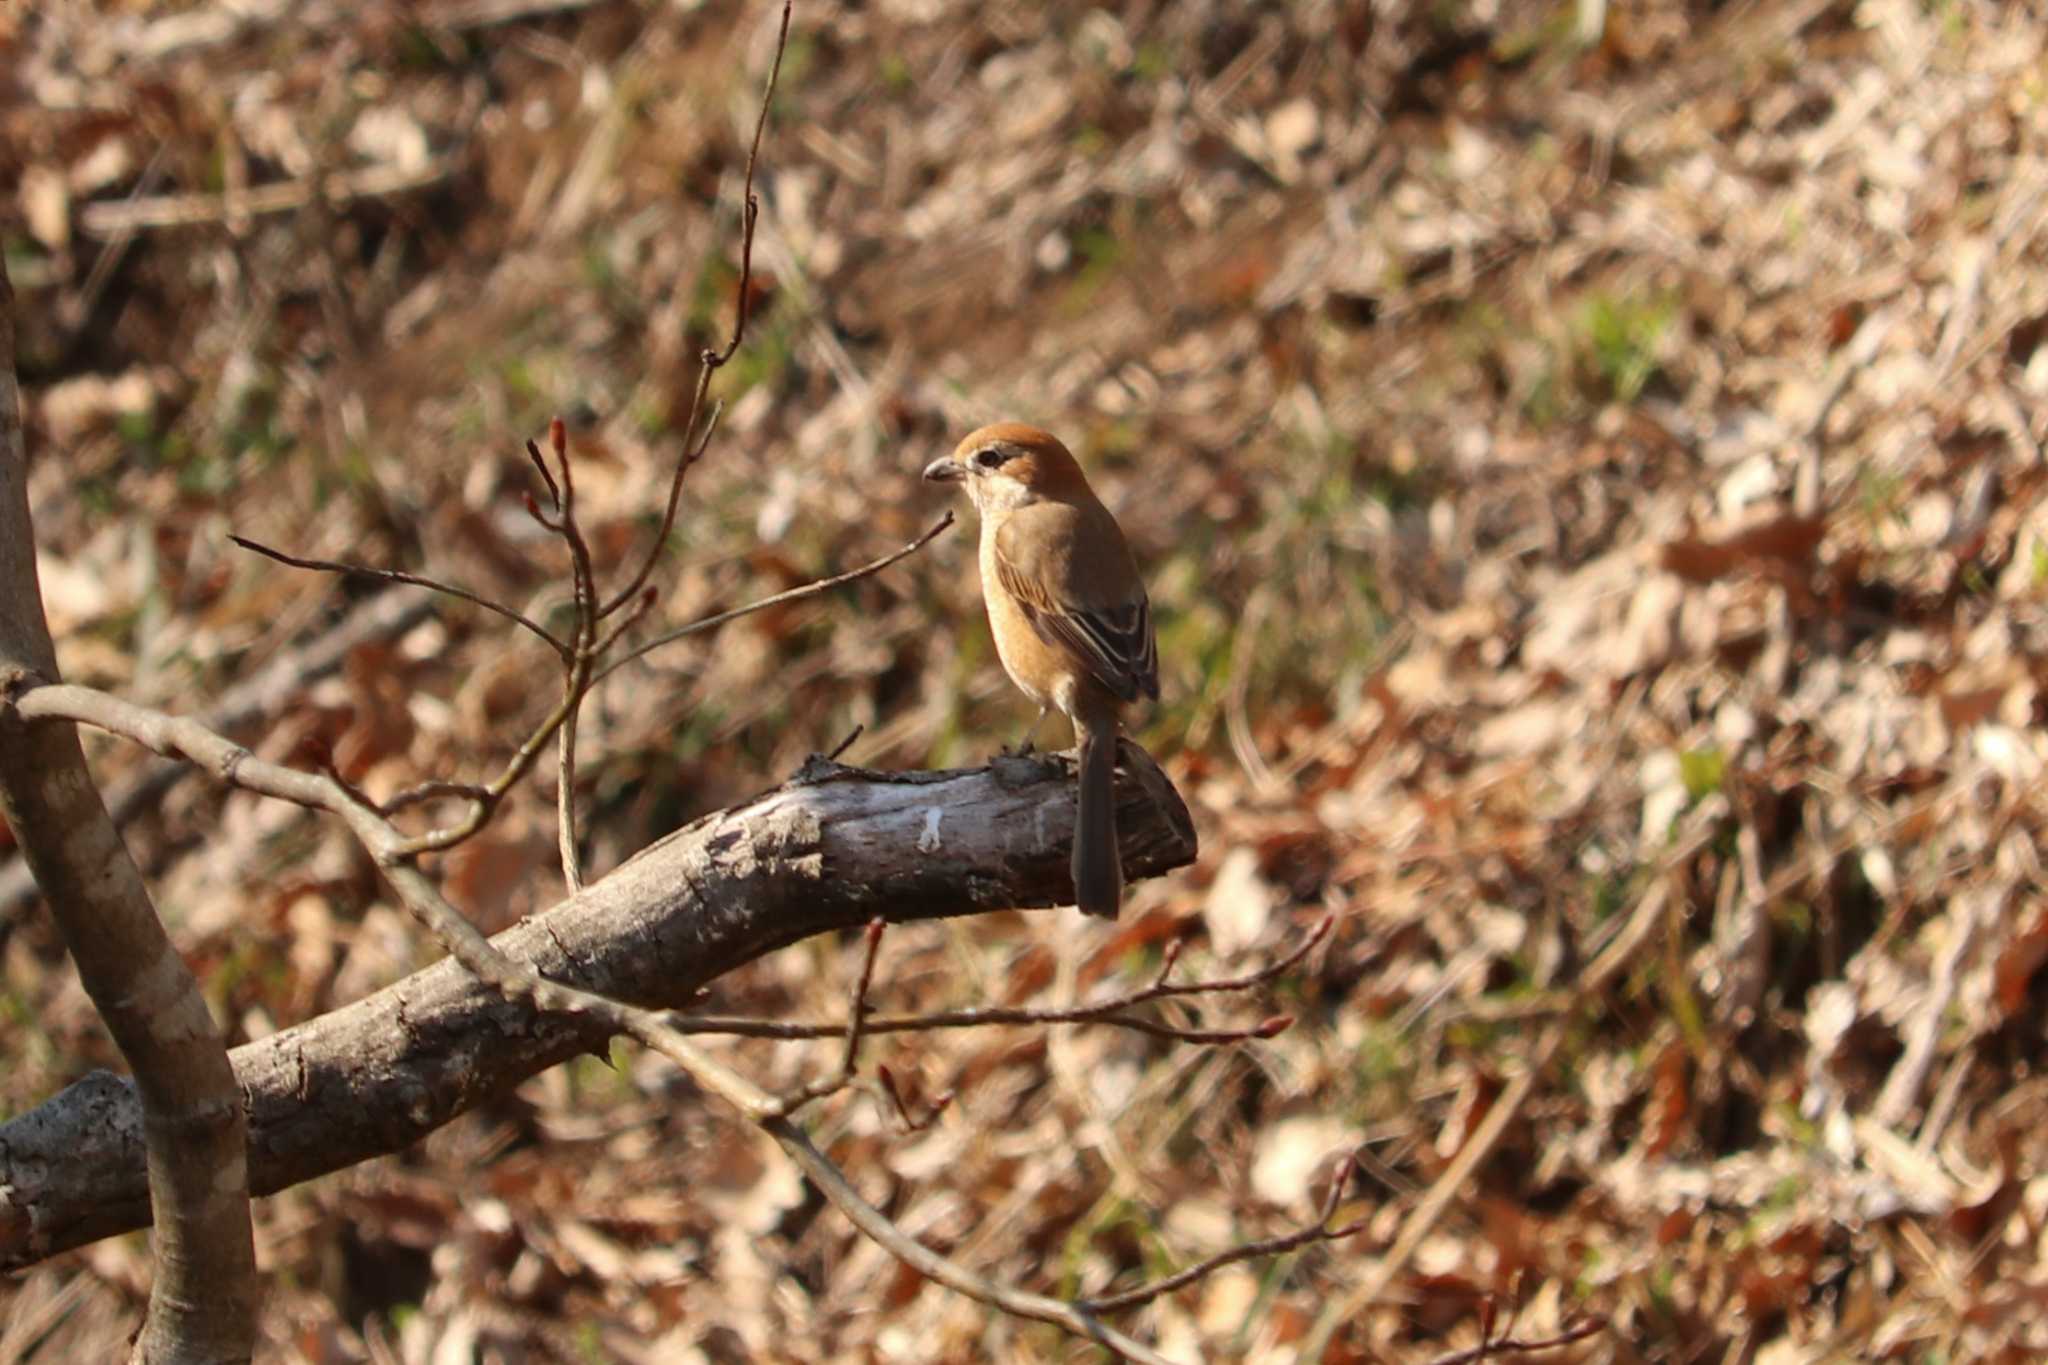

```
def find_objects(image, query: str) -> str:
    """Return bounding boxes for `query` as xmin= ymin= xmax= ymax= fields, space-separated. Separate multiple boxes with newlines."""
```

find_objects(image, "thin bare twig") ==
xmin=528 ymin=419 xmax=602 ymax=891
xmin=591 ymin=587 xmax=659 ymax=661
xmin=825 ymin=723 xmax=864 ymax=761
xmin=524 ymin=430 xmax=563 ymax=509
xmin=538 ymin=419 xmax=597 ymax=627
xmin=377 ymin=777 xmax=490 ymax=816
xmin=1424 ymin=1315 xmax=1609 ymax=1365
xmin=600 ymin=0 xmax=793 ymax=619
xmin=679 ymin=1008 xmax=1291 ymax=1047
xmin=594 ymin=512 xmax=955 ymax=684
xmin=555 ymin=688 xmax=587 ymax=888
xmin=760 ymin=1116 xmax=1181 ymax=1365
xmin=1081 ymin=1154 xmax=1365 ymax=1314
xmin=524 ymin=492 xmax=565 ymax=534
xmin=876 ymin=1063 xmax=953 ymax=1134
xmin=379 ymin=655 xmax=616 ymax=856
xmin=771 ymin=919 xmax=886 ymax=1117
xmin=229 ymin=534 xmax=568 ymax=657
xmin=674 ymin=918 xmax=1323 ymax=1046
xmin=553 ymin=581 xmax=656 ymax=886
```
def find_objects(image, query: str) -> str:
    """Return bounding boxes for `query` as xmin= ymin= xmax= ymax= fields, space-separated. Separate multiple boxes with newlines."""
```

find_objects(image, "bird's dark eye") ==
xmin=974 ymin=446 xmax=1008 ymax=469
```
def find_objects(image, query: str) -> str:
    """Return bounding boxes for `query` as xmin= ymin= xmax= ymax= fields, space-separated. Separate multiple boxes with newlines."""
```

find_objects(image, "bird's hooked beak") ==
xmin=923 ymin=456 xmax=966 ymax=484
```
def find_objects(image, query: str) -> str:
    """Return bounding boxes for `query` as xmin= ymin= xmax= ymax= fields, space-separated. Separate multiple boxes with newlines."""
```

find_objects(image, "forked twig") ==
xmin=385 ymin=676 xmax=591 ymax=855
xmin=523 ymin=419 xmax=602 ymax=890
xmin=259 ymin=510 xmax=948 ymax=854
xmin=524 ymin=432 xmax=562 ymax=509
xmin=592 ymin=587 xmax=659 ymax=661
xmin=770 ymin=918 xmax=886 ymax=1117
xmin=876 ymin=1063 xmax=953 ymax=1134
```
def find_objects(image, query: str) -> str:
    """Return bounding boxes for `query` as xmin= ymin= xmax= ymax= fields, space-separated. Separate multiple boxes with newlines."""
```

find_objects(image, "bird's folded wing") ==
xmin=993 ymin=536 xmax=1160 ymax=704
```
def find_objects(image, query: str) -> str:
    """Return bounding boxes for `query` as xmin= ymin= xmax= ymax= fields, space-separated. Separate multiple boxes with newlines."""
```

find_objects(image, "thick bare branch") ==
xmin=0 ymin=244 xmax=257 ymax=1362
xmin=0 ymin=727 xmax=1197 ymax=1268
xmin=7 ymin=670 xmax=1214 ymax=1361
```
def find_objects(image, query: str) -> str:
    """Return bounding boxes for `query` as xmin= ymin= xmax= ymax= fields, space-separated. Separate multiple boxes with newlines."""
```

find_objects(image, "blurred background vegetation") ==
xmin=9 ymin=0 xmax=2048 ymax=1359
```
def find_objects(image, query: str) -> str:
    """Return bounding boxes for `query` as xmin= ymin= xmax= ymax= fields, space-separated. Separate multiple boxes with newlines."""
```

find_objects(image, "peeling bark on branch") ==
xmin=0 ymin=744 xmax=1196 ymax=1269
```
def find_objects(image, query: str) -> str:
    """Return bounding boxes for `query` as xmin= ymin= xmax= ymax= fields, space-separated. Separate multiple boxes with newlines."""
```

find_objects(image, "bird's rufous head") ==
xmin=922 ymin=422 xmax=1095 ymax=510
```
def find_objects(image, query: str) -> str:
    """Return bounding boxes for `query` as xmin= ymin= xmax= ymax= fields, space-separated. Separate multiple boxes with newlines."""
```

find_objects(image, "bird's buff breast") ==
xmin=978 ymin=528 xmax=1056 ymax=709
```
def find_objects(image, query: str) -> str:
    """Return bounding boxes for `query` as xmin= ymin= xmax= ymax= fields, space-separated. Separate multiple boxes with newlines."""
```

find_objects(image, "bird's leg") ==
xmin=1006 ymin=705 xmax=1050 ymax=757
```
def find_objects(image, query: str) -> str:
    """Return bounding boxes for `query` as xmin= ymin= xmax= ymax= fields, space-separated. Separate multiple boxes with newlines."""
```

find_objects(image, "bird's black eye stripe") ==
xmin=973 ymin=446 xmax=1010 ymax=469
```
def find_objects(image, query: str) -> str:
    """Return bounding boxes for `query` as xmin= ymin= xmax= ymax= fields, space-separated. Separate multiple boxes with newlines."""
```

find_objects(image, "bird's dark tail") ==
xmin=1073 ymin=725 xmax=1122 ymax=919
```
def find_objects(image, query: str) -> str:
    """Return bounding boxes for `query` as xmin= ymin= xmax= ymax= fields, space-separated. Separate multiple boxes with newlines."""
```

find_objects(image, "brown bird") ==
xmin=924 ymin=423 xmax=1158 ymax=918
